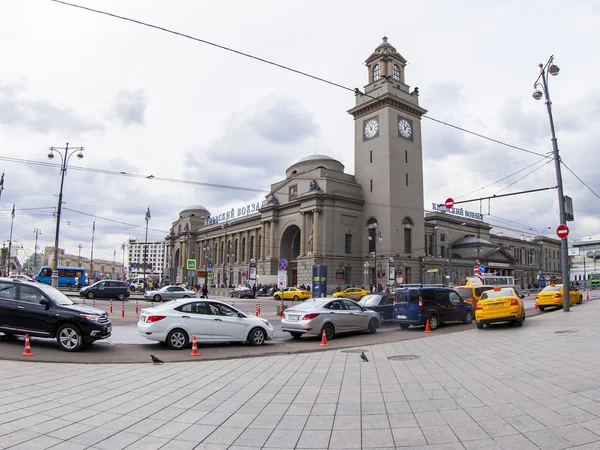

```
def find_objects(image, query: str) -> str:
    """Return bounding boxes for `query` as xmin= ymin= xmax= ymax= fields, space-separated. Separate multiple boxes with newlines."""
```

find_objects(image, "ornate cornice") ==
xmin=348 ymin=95 xmax=427 ymax=119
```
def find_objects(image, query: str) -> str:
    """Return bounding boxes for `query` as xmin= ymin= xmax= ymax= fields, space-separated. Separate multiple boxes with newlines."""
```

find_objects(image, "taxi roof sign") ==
xmin=465 ymin=276 xmax=483 ymax=286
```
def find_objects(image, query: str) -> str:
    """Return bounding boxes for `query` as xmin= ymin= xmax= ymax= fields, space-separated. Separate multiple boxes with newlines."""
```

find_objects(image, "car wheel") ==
xmin=56 ymin=324 xmax=83 ymax=352
xmin=322 ymin=323 xmax=335 ymax=340
xmin=399 ymin=324 xmax=409 ymax=329
xmin=274 ymin=294 xmax=281 ymax=300
xmin=538 ymin=306 xmax=546 ymax=311
xmin=476 ymin=321 xmax=484 ymax=329
xmin=290 ymin=332 xmax=303 ymax=339
xmin=166 ymin=329 xmax=189 ymax=350
xmin=368 ymin=318 xmax=378 ymax=334
xmin=86 ymin=292 xmax=95 ymax=299
xmin=578 ymin=295 xmax=583 ymax=304
xmin=117 ymin=293 xmax=125 ymax=301
xmin=463 ymin=310 xmax=473 ymax=324
xmin=428 ymin=315 xmax=439 ymax=330
xmin=515 ymin=312 xmax=524 ymax=327
xmin=293 ymin=295 xmax=299 ymax=301
xmin=248 ymin=327 xmax=267 ymax=346
xmin=130 ymin=286 xmax=136 ymax=292
xmin=153 ymin=294 xmax=161 ymax=301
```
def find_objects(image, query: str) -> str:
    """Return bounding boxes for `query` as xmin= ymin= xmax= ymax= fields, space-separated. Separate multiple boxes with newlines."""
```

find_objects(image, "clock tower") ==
xmin=348 ymin=37 xmax=427 ymax=263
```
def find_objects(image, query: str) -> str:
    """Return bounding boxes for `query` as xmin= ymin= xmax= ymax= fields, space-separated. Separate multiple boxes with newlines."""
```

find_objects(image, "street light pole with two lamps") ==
xmin=143 ymin=207 xmax=151 ymax=290
xmin=48 ymin=143 xmax=84 ymax=287
xmin=532 ymin=56 xmax=570 ymax=311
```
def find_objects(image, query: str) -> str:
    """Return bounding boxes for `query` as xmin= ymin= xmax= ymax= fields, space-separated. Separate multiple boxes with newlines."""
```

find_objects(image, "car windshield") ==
xmin=481 ymin=289 xmax=514 ymax=299
xmin=475 ymin=286 xmax=495 ymax=297
xmin=360 ymin=295 xmax=383 ymax=305
xmin=36 ymin=283 xmax=75 ymax=305
xmin=290 ymin=300 xmax=326 ymax=310
xmin=541 ymin=285 xmax=562 ymax=292
xmin=454 ymin=288 xmax=472 ymax=299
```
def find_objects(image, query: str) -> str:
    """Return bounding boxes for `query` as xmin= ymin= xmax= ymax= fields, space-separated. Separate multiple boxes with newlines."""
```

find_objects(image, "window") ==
xmin=345 ymin=234 xmax=352 ymax=254
xmin=373 ymin=64 xmax=380 ymax=81
xmin=289 ymin=185 xmax=298 ymax=201
xmin=405 ymin=150 xmax=408 ymax=164
xmin=392 ymin=64 xmax=400 ymax=81
xmin=449 ymin=291 xmax=461 ymax=305
xmin=0 ymin=282 xmax=17 ymax=300
xmin=440 ymin=233 xmax=446 ymax=242
xmin=406 ymin=173 xmax=409 ymax=186
xmin=19 ymin=285 xmax=45 ymax=304
xmin=404 ymin=228 xmax=412 ymax=253
xmin=370 ymin=179 xmax=373 ymax=192
xmin=342 ymin=300 xmax=362 ymax=311
xmin=370 ymin=150 xmax=373 ymax=163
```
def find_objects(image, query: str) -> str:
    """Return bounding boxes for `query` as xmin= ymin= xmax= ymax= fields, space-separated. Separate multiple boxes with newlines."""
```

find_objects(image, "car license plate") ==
xmin=396 ymin=315 xmax=406 ymax=319
xmin=489 ymin=304 xmax=503 ymax=308
xmin=288 ymin=314 xmax=299 ymax=320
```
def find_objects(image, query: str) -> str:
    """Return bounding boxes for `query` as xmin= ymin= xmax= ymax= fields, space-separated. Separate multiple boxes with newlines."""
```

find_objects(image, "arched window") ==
xmin=373 ymin=64 xmax=380 ymax=81
xmin=402 ymin=217 xmax=413 ymax=253
xmin=241 ymin=237 xmax=246 ymax=262
xmin=392 ymin=64 xmax=400 ymax=81
xmin=249 ymin=235 xmax=254 ymax=259
xmin=258 ymin=235 xmax=262 ymax=259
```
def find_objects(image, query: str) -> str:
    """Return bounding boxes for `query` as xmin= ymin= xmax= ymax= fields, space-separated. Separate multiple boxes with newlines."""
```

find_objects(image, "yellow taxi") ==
xmin=454 ymin=285 xmax=495 ymax=309
xmin=475 ymin=287 xmax=525 ymax=329
xmin=535 ymin=284 xmax=583 ymax=310
xmin=273 ymin=286 xmax=311 ymax=301
xmin=332 ymin=287 xmax=369 ymax=301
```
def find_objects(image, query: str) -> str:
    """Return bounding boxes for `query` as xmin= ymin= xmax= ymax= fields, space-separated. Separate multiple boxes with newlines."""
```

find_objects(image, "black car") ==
xmin=230 ymin=286 xmax=254 ymax=298
xmin=80 ymin=280 xmax=131 ymax=300
xmin=0 ymin=277 xmax=111 ymax=351
xmin=394 ymin=286 xmax=474 ymax=330
xmin=358 ymin=293 xmax=396 ymax=322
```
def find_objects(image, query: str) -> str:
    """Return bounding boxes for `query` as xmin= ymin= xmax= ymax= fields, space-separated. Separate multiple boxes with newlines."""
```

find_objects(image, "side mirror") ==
xmin=520 ymin=295 xmax=525 ymax=299
xmin=40 ymin=298 xmax=50 ymax=309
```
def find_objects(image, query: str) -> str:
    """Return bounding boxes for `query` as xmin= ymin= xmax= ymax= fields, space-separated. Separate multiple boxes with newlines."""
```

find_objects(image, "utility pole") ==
xmin=7 ymin=205 xmax=15 ymax=276
xmin=90 ymin=222 xmax=95 ymax=281
xmin=33 ymin=228 xmax=41 ymax=275
xmin=144 ymin=207 xmax=151 ymax=290
xmin=78 ymin=243 xmax=82 ymax=266
xmin=121 ymin=242 xmax=126 ymax=281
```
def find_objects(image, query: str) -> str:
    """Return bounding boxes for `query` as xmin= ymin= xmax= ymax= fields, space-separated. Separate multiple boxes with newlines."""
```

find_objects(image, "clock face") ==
xmin=398 ymin=118 xmax=413 ymax=139
xmin=364 ymin=118 xmax=379 ymax=139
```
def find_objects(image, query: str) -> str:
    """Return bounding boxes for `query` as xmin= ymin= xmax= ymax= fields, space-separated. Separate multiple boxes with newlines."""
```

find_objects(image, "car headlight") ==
xmin=261 ymin=319 xmax=271 ymax=327
xmin=80 ymin=313 xmax=100 ymax=322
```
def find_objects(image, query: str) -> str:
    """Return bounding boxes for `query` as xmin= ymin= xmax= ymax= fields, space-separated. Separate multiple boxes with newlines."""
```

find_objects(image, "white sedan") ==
xmin=137 ymin=299 xmax=274 ymax=349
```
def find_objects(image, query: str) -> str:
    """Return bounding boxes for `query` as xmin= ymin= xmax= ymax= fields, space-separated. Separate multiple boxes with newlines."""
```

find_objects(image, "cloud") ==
xmin=0 ymin=80 xmax=103 ymax=133
xmin=113 ymin=89 xmax=147 ymax=126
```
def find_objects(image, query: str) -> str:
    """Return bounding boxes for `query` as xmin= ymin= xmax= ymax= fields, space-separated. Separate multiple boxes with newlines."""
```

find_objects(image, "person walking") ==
xmin=202 ymin=284 xmax=208 ymax=299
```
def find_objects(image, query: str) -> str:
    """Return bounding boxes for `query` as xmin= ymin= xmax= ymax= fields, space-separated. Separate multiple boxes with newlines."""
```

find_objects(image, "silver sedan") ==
xmin=281 ymin=297 xmax=380 ymax=340
xmin=144 ymin=285 xmax=195 ymax=301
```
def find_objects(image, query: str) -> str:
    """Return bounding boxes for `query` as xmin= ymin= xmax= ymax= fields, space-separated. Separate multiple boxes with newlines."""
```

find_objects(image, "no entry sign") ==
xmin=557 ymin=224 xmax=569 ymax=239
xmin=445 ymin=198 xmax=454 ymax=209
xmin=473 ymin=265 xmax=479 ymax=273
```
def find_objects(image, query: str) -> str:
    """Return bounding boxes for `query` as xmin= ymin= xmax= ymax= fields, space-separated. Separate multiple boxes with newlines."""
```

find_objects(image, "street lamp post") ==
xmin=77 ymin=243 xmax=82 ymax=266
xmin=368 ymin=224 xmax=382 ymax=291
xmin=33 ymin=228 xmax=41 ymax=276
xmin=144 ymin=207 xmax=151 ymax=290
xmin=6 ymin=205 xmax=15 ymax=276
xmin=47 ymin=143 xmax=84 ymax=287
xmin=221 ymin=222 xmax=229 ymax=288
xmin=532 ymin=56 xmax=570 ymax=311
xmin=121 ymin=242 xmax=126 ymax=281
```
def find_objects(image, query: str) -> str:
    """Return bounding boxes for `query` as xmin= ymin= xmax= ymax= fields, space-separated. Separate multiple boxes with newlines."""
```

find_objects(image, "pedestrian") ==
xmin=252 ymin=283 xmax=257 ymax=299
xmin=202 ymin=284 xmax=208 ymax=299
xmin=74 ymin=275 xmax=79 ymax=289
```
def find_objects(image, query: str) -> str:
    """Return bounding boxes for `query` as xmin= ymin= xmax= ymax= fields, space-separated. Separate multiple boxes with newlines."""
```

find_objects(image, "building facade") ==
xmin=42 ymin=246 xmax=119 ymax=279
xmin=165 ymin=37 xmax=562 ymax=292
xmin=127 ymin=239 xmax=166 ymax=278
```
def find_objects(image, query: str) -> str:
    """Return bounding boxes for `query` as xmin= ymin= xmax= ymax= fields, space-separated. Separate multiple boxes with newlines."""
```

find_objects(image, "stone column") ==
xmin=269 ymin=220 xmax=276 ymax=258
xmin=245 ymin=230 xmax=250 ymax=263
xmin=236 ymin=233 xmax=241 ymax=263
xmin=300 ymin=212 xmax=306 ymax=256
xmin=261 ymin=222 xmax=266 ymax=260
xmin=313 ymin=209 xmax=320 ymax=255
xmin=253 ymin=229 xmax=259 ymax=261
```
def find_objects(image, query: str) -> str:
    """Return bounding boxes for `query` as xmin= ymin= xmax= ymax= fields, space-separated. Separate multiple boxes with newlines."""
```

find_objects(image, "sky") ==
xmin=1 ymin=0 xmax=599 ymax=270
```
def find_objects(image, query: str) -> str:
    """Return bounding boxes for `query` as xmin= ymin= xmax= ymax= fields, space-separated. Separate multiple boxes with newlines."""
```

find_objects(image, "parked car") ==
xmin=281 ymin=297 xmax=380 ymax=340
xmin=332 ymin=287 xmax=369 ymax=301
xmin=393 ymin=286 xmax=473 ymax=330
xmin=8 ymin=274 xmax=36 ymax=282
xmin=273 ymin=286 xmax=311 ymax=301
xmin=230 ymin=286 xmax=254 ymax=298
xmin=476 ymin=287 xmax=525 ymax=329
xmin=453 ymin=285 xmax=495 ymax=308
xmin=358 ymin=293 xmax=395 ymax=322
xmin=80 ymin=280 xmax=131 ymax=300
xmin=0 ymin=277 xmax=111 ymax=351
xmin=144 ymin=285 xmax=195 ymax=301
xmin=137 ymin=299 xmax=274 ymax=349
xmin=535 ymin=284 xmax=582 ymax=310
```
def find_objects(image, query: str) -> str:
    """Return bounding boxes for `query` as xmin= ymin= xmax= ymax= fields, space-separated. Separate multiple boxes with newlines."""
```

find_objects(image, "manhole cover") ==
xmin=555 ymin=330 xmax=578 ymax=334
xmin=341 ymin=349 xmax=368 ymax=354
xmin=388 ymin=355 xmax=420 ymax=361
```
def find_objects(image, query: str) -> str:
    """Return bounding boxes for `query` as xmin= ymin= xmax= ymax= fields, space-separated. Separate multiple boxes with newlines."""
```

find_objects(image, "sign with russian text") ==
xmin=432 ymin=203 xmax=484 ymax=221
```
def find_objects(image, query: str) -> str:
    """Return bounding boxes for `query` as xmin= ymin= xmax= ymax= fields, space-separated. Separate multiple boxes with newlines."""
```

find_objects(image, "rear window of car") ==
xmin=541 ymin=285 xmax=561 ymax=292
xmin=454 ymin=288 xmax=472 ymax=299
xmin=410 ymin=290 xmax=420 ymax=303
xmin=475 ymin=286 xmax=494 ymax=297
xmin=291 ymin=300 xmax=326 ymax=310
xmin=360 ymin=295 xmax=383 ymax=305
xmin=481 ymin=289 xmax=514 ymax=299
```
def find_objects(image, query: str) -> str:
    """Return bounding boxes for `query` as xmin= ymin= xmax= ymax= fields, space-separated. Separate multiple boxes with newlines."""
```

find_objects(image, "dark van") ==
xmin=394 ymin=287 xmax=474 ymax=330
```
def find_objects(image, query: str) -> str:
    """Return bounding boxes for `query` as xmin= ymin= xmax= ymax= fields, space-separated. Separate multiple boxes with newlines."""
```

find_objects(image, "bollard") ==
xmin=121 ymin=301 xmax=125 ymax=318
xmin=83 ymin=298 xmax=86 ymax=305
xmin=135 ymin=299 xmax=139 ymax=314
xmin=109 ymin=298 xmax=113 ymax=314
xmin=93 ymin=299 xmax=96 ymax=308
xmin=280 ymin=300 xmax=283 ymax=317
xmin=258 ymin=301 xmax=261 ymax=316
xmin=255 ymin=303 xmax=259 ymax=316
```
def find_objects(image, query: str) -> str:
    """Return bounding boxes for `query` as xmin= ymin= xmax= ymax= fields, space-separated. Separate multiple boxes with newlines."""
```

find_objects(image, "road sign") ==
xmin=479 ymin=264 xmax=485 ymax=273
xmin=557 ymin=224 xmax=569 ymax=239
xmin=278 ymin=259 xmax=288 ymax=271
xmin=186 ymin=259 xmax=196 ymax=270
xmin=473 ymin=265 xmax=479 ymax=273
xmin=208 ymin=262 xmax=213 ymax=269
xmin=250 ymin=258 xmax=256 ymax=264
xmin=445 ymin=198 xmax=454 ymax=209
xmin=208 ymin=272 xmax=213 ymax=280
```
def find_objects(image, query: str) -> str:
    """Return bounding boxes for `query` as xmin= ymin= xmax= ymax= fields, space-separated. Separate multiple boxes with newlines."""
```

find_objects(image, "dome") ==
xmin=286 ymin=154 xmax=345 ymax=178
xmin=179 ymin=205 xmax=210 ymax=219
xmin=453 ymin=236 xmax=493 ymax=246
xmin=375 ymin=36 xmax=396 ymax=53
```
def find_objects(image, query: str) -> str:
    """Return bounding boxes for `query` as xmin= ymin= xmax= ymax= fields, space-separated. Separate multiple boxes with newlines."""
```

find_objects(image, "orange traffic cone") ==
xmin=189 ymin=336 xmax=200 ymax=356
xmin=22 ymin=333 xmax=33 ymax=356
xmin=424 ymin=319 xmax=432 ymax=334
xmin=534 ymin=302 xmax=539 ymax=310
xmin=586 ymin=290 xmax=590 ymax=301
xmin=320 ymin=329 xmax=328 ymax=347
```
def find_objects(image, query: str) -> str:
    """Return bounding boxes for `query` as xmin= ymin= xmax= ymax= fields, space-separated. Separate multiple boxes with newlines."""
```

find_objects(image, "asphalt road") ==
xmin=1 ymin=292 xmax=592 ymax=364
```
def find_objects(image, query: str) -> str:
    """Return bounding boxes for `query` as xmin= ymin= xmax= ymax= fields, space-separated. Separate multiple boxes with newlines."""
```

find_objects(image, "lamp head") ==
xmin=532 ymin=89 xmax=543 ymax=100
xmin=47 ymin=152 xmax=54 ymax=160
xmin=549 ymin=64 xmax=560 ymax=76
xmin=76 ymin=151 xmax=84 ymax=159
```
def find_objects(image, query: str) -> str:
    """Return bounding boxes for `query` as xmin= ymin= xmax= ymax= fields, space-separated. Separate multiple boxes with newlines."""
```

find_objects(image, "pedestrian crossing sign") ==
xmin=186 ymin=259 xmax=196 ymax=270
